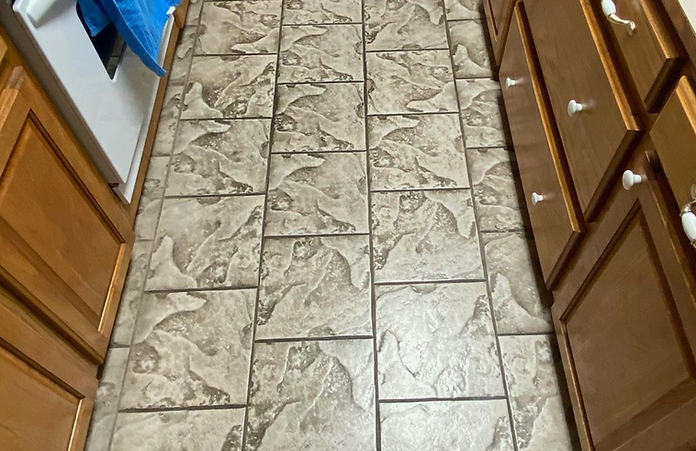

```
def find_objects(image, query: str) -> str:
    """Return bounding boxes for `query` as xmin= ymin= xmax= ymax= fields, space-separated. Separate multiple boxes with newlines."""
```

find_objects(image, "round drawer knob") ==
xmin=682 ymin=212 xmax=696 ymax=246
xmin=505 ymin=77 xmax=517 ymax=89
xmin=622 ymin=170 xmax=643 ymax=190
xmin=531 ymin=192 xmax=545 ymax=205
xmin=567 ymin=99 xmax=584 ymax=117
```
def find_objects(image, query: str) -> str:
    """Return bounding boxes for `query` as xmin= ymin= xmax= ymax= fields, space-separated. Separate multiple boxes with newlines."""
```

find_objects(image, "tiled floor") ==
xmin=86 ymin=0 xmax=580 ymax=450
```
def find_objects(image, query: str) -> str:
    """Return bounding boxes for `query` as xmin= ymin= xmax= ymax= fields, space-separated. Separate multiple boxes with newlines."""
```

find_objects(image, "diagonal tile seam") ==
xmin=105 ymin=6 xmax=206 ymax=451
xmin=239 ymin=0 xmax=287 ymax=448
xmin=440 ymin=0 xmax=521 ymax=450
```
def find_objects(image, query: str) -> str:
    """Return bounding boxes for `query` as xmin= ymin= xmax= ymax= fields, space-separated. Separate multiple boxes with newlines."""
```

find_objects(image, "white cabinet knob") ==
xmin=531 ymin=192 xmax=545 ymax=205
xmin=622 ymin=170 xmax=643 ymax=190
xmin=682 ymin=212 xmax=696 ymax=246
xmin=505 ymin=77 xmax=517 ymax=89
xmin=567 ymin=99 xmax=584 ymax=117
xmin=601 ymin=0 xmax=636 ymax=35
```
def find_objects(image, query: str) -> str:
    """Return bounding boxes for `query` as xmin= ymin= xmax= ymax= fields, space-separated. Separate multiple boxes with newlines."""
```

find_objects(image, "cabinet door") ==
xmin=0 ymin=283 xmax=97 ymax=451
xmin=553 ymin=151 xmax=696 ymax=451
xmin=0 ymin=68 xmax=133 ymax=361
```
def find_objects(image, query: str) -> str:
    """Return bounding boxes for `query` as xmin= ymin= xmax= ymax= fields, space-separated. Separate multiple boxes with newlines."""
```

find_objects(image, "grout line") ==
xmin=240 ymin=0 xmax=286 ymax=448
xmin=277 ymin=79 xmax=366 ymax=85
xmin=163 ymin=192 xmax=266 ymax=199
xmin=373 ymin=278 xmax=488 ymax=286
xmin=180 ymin=116 xmax=274 ymax=121
xmin=144 ymin=285 xmax=258 ymax=294
xmin=360 ymin=0 xmax=382 ymax=448
xmin=366 ymin=110 xmax=459 ymax=117
xmin=270 ymin=148 xmax=368 ymax=155
xmin=379 ymin=395 xmax=508 ymax=404
xmin=119 ymin=404 xmax=247 ymax=414
xmin=193 ymin=51 xmax=278 ymax=57
xmin=106 ymin=10 xmax=205 ymax=451
xmin=364 ymin=47 xmax=450 ymax=53
xmin=497 ymin=332 xmax=554 ymax=337
xmin=440 ymin=1 xmax=521 ymax=450
xmin=370 ymin=186 xmax=472 ymax=194
xmin=255 ymin=335 xmax=374 ymax=344
xmin=263 ymin=232 xmax=370 ymax=239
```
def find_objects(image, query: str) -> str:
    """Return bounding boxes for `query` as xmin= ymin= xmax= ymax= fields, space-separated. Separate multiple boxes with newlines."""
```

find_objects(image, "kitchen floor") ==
xmin=85 ymin=0 xmax=579 ymax=449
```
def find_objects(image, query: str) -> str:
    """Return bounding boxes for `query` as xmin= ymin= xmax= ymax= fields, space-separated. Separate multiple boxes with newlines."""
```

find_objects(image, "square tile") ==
xmin=468 ymin=148 xmax=526 ymax=232
xmin=196 ymin=1 xmax=281 ymax=55
xmin=283 ymin=0 xmax=362 ymax=24
xmin=483 ymin=232 xmax=553 ymax=334
xmin=170 ymin=26 xmax=196 ymax=87
xmin=147 ymin=196 xmax=263 ymax=290
xmin=111 ymin=409 xmax=245 ymax=451
xmin=120 ymin=289 xmax=254 ymax=409
xmin=457 ymin=79 xmax=510 ymax=148
xmin=279 ymin=25 xmax=363 ymax=83
xmin=449 ymin=20 xmax=494 ymax=78
xmin=444 ymin=0 xmax=483 ymax=20
xmin=152 ymin=85 xmax=183 ymax=156
xmin=245 ymin=340 xmax=375 ymax=451
xmin=367 ymin=51 xmax=457 ymax=114
xmin=111 ymin=241 xmax=153 ymax=347
xmin=368 ymin=114 xmax=469 ymax=190
xmin=376 ymin=282 xmax=505 ymax=398
xmin=166 ymin=119 xmax=270 ymax=196
xmin=364 ymin=0 xmax=447 ymax=51
xmin=265 ymin=152 xmax=369 ymax=235
xmin=273 ymin=83 xmax=366 ymax=152
xmin=257 ymin=235 xmax=371 ymax=339
xmin=134 ymin=156 xmax=169 ymax=241
xmin=371 ymin=190 xmax=483 ymax=283
xmin=84 ymin=348 xmax=130 ymax=451
xmin=182 ymin=55 xmax=276 ymax=119
xmin=380 ymin=400 xmax=514 ymax=451
xmin=500 ymin=335 xmax=578 ymax=451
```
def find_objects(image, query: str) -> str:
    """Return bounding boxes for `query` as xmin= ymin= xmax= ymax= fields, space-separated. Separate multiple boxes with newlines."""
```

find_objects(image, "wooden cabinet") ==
xmin=483 ymin=0 xmax=516 ymax=63
xmin=525 ymin=0 xmax=640 ymax=219
xmin=553 ymin=151 xmax=696 ymax=451
xmin=499 ymin=5 xmax=583 ymax=285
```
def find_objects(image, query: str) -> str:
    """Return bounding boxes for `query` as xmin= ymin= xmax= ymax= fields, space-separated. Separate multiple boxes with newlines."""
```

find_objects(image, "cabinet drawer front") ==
xmin=651 ymin=76 xmax=696 ymax=210
xmin=603 ymin=0 xmax=682 ymax=110
xmin=554 ymin=153 xmax=696 ymax=450
xmin=526 ymin=0 xmax=639 ymax=218
xmin=500 ymin=5 xmax=583 ymax=285
xmin=0 ymin=68 xmax=132 ymax=359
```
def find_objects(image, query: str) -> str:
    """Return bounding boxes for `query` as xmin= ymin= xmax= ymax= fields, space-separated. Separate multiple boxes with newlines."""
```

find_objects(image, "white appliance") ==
xmin=0 ymin=0 xmax=174 ymax=202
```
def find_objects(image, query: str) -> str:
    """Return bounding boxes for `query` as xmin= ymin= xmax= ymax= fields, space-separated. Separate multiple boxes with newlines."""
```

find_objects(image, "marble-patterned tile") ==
xmin=197 ymin=1 xmax=281 ymax=55
xmin=444 ymin=0 xmax=483 ymax=20
xmin=483 ymin=232 xmax=553 ymax=334
xmin=111 ymin=409 xmax=245 ymax=451
xmin=111 ymin=241 xmax=153 ymax=347
xmin=84 ymin=348 xmax=130 ymax=451
xmin=375 ymin=282 xmax=505 ymax=399
xmin=186 ymin=0 xmax=203 ymax=25
xmin=134 ymin=156 xmax=169 ymax=241
xmin=278 ymin=25 xmax=363 ymax=83
xmin=147 ymin=196 xmax=263 ymax=290
xmin=257 ymin=235 xmax=371 ymax=339
xmin=500 ymin=335 xmax=578 ymax=451
xmin=170 ymin=26 xmax=196 ymax=87
xmin=449 ymin=20 xmax=494 ymax=78
xmin=182 ymin=55 xmax=276 ymax=119
xmin=380 ymin=400 xmax=514 ymax=451
xmin=468 ymin=148 xmax=526 ymax=232
xmin=376 ymin=282 xmax=504 ymax=399
xmin=457 ymin=78 xmax=510 ymax=148
xmin=166 ymin=119 xmax=270 ymax=196
xmin=367 ymin=51 xmax=457 ymax=115
xmin=283 ymin=0 xmax=362 ymax=24
xmin=245 ymin=340 xmax=375 ymax=451
xmin=364 ymin=0 xmax=448 ymax=51
xmin=120 ymin=289 xmax=254 ymax=409
xmin=265 ymin=152 xmax=369 ymax=235
xmin=152 ymin=85 xmax=183 ymax=156
xmin=368 ymin=114 xmax=469 ymax=190
xmin=371 ymin=190 xmax=483 ymax=283
xmin=273 ymin=83 xmax=365 ymax=153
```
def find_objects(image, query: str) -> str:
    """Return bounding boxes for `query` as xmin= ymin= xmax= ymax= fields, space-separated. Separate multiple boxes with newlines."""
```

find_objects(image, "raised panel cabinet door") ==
xmin=553 ymin=152 xmax=696 ymax=451
xmin=0 ymin=67 xmax=133 ymax=361
xmin=499 ymin=4 xmax=583 ymax=286
xmin=525 ymin=0 xmax=640 ymax=219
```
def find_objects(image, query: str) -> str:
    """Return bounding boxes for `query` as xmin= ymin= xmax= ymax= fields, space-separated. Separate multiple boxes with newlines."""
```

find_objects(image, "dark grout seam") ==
xmin=119 ymin=404 xmax=247 ymax=414
xmin=379 ymin=395 xmax=507 ymax=404
xmin=373 ymin=278 xmax=488 ymax=286
xmin=441 ymin=1 xmax=521 ymax=450
xmin=263 ymin=232 xmax=370 ymax=239
xmin=144 ymin=285 xmax=258 ymax=294
xmin=255 ymin=335 xmax=374 ymax=344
